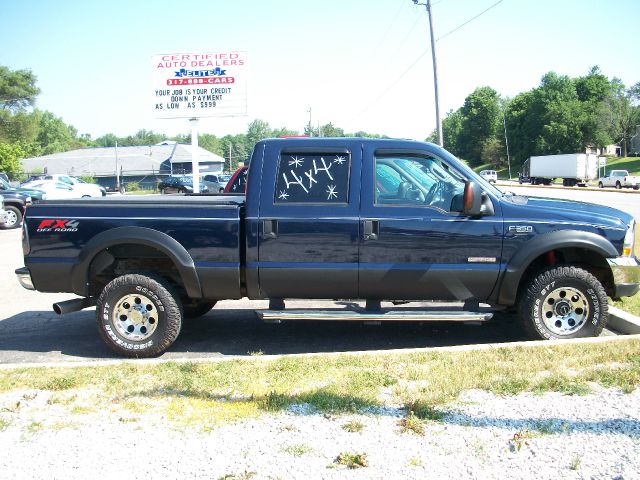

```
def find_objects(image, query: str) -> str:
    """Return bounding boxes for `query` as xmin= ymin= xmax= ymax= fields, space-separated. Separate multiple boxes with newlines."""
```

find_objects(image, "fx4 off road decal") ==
xmin=36 ymin=219 xmax=79 ymax=232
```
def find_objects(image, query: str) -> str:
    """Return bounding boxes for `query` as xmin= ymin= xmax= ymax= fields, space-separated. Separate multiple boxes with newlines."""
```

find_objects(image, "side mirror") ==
xmin=463 ymin=181 xmax=494 ymax=217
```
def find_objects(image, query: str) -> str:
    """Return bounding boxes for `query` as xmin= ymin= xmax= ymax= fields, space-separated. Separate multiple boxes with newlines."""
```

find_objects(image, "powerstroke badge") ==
xmin=36 ymin=219 xmax=79 ymax=232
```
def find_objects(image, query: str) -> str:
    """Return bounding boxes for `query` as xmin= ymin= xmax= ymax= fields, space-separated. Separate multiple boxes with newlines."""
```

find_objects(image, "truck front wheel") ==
xmin=518 ymin=266 xmax=608 ymax=340
xmin=96 ymin=274 xmax=183 ymax=357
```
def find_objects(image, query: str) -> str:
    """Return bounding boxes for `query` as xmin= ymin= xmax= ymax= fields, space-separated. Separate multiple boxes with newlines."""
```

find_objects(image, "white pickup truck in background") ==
xmin=597 ymin=170 xmax=640 ymax=190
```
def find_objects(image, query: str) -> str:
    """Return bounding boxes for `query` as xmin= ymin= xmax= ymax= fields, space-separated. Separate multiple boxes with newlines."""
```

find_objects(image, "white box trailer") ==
xmin=519 ymin=153 xmax=599 ymax=186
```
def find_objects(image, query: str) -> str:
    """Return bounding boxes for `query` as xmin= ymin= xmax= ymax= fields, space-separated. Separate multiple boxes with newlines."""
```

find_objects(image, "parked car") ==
xmin=0 ymin=195 xmax=8 ymax=226
xmin=0 ymin=191 xmax=31 ymax=229
xmin=0 ymin=172 xmax=8 ymax=183
xmin=0 ymin=176 xmax=46 ymax=201
xmin=158 ymin=175 xmax=206 ymax=194
xmin=597 ymin=170 xmax=640 ymax=190
xmin=479 ymin=170 xmax=497 ymax=183
xmin=201 ymin=173 xmax=229 ymax=193
xmin=224 ymin=166 xmax=248 ymax=193
xmin=23 ymin=175 xmax=106 ymax=197
xmin=21 ymin=181 xmax=79 ymax=200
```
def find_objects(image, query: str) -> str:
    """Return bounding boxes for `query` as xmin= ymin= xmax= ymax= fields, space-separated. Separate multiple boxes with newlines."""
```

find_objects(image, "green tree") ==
xmin=0 ymin=66 xmax=40 ymax=113
xmin=199 ymin=133 xmax=224 ymax=156
xmin=318 ymin=122 xmax=344 ymax=137
xmin=0 ymin=142 xmax=26 ymax=177
xmin=36 ymin=111 xmax=77 ymax=154
xmin=574 ymin=66 xmax=614 ymax=148
xmin=481 ymin=137 xmax=507 ymax=168
xmin=603 ymin=79 xmax=640 ymax=157
xmin=245 ymin=119 xmax=272 ymax=152
xmin=271 ymin=126 xmax=299 ymax=138
xmin=221 ymin=134 xmax=248 ymax=172
xmin=441 ymin=109 xmax=464 ymax=156
xmin=94 ymin=133 xmax=119 ymax=147
xmin=457 ymin=87 xmax=501 ymax=165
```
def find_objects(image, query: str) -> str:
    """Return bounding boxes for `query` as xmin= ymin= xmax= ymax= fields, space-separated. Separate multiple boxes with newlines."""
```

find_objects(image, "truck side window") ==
xmin=375 ymin=154 xmax=465 ymax=212
xmin=274 ymin=153 xmax=350 ymax=204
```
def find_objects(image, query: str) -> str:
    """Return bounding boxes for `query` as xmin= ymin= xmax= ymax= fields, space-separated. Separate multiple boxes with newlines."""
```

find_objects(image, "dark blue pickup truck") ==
xmin=16 ymin=138 xmax=640 ymax=357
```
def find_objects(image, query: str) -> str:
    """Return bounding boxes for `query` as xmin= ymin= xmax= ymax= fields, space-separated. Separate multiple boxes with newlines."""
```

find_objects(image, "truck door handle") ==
xmin=263 ymin=219 xmax=278 ymax=239
xmin=363 ymin=220 xmax=379 ymax=241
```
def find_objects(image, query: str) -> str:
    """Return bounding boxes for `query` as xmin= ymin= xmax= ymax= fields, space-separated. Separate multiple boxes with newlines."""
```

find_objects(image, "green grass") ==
xmin=601 ymin=156 xmax=640 ymax=176
xmin=124 ymin=190 xmax=156 ymax=195
xmin=334 ymin=452 xmax=368 ymax=469
xmin=0 ymin=339 xmax=638 ymax=428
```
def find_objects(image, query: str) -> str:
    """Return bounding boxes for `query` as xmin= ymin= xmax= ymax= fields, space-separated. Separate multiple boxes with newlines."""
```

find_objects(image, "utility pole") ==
xmin=307 ymin=107 xmax=313 ymax=137
xmin=503 ymin=112 xmax=512 ymax=180
xmin=414 ymin=0 xmax=443 ymax=146
xmin=114 ymin=140 xmax=120 ymax=193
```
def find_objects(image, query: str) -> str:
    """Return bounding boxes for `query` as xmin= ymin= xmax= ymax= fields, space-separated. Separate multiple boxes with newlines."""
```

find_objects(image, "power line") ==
xmin=437 ymin=0 xmax=504 ymax=41
xmin=352 ymin=49 xmax=431 ymax=121
xmin=375 ymin=0 xmax=408 ymax=50
xmin=352 ymin=0 xmax=505 ymax=124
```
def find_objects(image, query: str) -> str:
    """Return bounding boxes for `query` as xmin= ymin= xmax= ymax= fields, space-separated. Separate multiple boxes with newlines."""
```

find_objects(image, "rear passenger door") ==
xmin=256 ymin=141 xmax=361 ymax=299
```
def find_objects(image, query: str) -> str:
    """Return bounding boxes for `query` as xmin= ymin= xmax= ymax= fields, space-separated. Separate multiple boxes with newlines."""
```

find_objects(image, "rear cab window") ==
xmin=274 ymin=153 xmax=350 ymax=204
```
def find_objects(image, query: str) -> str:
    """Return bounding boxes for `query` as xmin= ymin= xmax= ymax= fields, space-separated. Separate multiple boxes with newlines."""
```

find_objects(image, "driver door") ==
xmin=359 ymin=145 xmax=503 ymax=301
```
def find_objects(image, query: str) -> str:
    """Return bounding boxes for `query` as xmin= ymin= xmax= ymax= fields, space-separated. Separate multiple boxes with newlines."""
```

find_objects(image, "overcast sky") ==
xmin=2 ymin=0 xmax=639 ymax=141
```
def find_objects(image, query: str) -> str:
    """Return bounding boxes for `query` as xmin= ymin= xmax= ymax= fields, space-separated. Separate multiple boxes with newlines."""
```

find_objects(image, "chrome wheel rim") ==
xmin=541 ymin=287 xmax=589 ymax=335
xmin=112 ymin=293 xmax=158 ymax=341
xmin=5 ymin=210 xmax=17 ymax=227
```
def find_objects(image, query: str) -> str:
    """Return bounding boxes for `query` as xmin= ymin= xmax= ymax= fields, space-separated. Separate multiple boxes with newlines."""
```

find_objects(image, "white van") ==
xmin=480 ymin=170 xmax=497 ymax=183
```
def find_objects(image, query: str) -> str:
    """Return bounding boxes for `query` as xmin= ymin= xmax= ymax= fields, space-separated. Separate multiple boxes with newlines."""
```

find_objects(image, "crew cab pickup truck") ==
xmin=16 ymin=138 xmax=640 ymax=357
xmin=597 ymin=170 xmax=640 ymax=190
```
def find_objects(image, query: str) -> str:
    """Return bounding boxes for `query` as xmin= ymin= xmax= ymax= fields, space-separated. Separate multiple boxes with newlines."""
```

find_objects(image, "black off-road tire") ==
xmin=2 ymin=205 xmax=22 ymax=229
xmin=183 ymin=300 xmax=217 ymax=319
xmin=96 ymin=274 xmax=183 ymax=357
xmin=518 ymin=266 xmax=608 ymax=340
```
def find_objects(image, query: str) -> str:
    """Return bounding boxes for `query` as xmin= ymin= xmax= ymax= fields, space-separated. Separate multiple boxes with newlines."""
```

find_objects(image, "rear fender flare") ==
xmin=496 ymin=229 xmax=618 ymax=305
xmin=71 ymin=226 xmax=202 ymax=298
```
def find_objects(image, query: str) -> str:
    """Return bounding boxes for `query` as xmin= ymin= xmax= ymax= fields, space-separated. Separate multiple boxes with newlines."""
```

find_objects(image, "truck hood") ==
xmin=503 ymin=194 xmax=633 ymax=229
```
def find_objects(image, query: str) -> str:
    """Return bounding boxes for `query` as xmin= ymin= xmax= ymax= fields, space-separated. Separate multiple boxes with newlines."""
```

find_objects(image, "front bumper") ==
xmin=15 ymin=266 xmax=35 ymax=290
xmin=0 ymin=208 xmax=7 ymax=226
xmin=608 ymin=256 xmax=640 ymax=298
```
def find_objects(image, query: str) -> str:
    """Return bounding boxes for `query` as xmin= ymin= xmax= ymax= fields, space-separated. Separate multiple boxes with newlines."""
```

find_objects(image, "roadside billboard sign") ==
xmin=152 ymin=51 xmax=247 ymax=119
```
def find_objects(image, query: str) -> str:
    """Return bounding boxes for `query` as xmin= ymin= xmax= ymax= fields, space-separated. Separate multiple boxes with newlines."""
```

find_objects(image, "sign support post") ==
xmin=190 ymin=118 xmax=200 ymax=192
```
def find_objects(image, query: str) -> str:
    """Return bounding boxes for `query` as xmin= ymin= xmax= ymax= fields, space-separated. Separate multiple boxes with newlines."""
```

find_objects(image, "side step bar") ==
xmin=257 ymin=309 xmax=493 ymax=322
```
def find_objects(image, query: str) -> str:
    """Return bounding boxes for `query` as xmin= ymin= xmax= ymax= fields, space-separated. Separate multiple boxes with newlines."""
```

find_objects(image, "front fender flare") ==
xmin=495 ymin=229 xmax=618 ymax=305
xmin=71 ymin=226 xmax=202 ymax=298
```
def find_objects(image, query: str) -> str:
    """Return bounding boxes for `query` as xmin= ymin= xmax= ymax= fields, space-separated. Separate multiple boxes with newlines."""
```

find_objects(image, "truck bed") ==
xmin=24 ymin=194 xmax=245 ymax=299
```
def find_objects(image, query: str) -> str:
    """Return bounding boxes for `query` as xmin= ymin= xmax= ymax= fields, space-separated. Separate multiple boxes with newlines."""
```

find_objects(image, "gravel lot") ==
xmin=0 ymin=386 xmax=638 ymax=479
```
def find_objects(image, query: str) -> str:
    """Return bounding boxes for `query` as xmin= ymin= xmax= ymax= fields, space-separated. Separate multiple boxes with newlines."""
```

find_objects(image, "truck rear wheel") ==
xmin=518 ymin=266 xmax=608 ymax=340
xmin=96 ymin=274 xmax=183 ymax=357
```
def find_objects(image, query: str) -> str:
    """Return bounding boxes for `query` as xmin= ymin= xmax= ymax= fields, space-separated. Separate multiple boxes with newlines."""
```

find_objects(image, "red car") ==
xmin=223 ymin=166 xmax=248 ymax=193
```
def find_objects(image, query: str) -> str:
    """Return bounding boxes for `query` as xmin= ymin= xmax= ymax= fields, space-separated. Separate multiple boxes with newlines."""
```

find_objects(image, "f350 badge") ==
xmin=36 ymin=219 xmax=79 ymax=232
xmin=508 ymin=225 xmax=534 ymax=234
